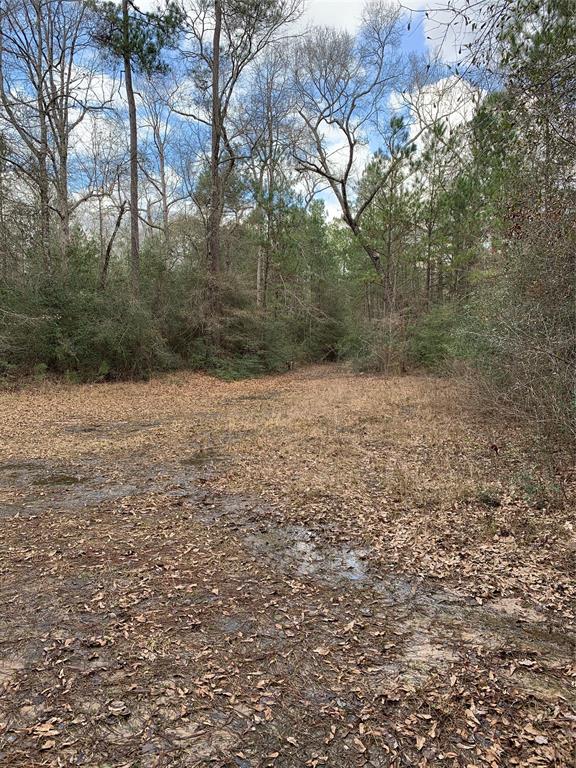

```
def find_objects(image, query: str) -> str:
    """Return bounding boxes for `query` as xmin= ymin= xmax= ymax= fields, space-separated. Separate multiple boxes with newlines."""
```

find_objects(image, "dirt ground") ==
xmin=0 ymin=365 xmax=574 ymax=767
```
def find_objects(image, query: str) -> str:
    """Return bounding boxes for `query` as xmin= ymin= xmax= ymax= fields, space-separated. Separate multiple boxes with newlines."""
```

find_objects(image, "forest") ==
xmin=0 ymin=0 xmax=573 ymax=443
xmin=0 ymin=2 xmax=575 ymax=766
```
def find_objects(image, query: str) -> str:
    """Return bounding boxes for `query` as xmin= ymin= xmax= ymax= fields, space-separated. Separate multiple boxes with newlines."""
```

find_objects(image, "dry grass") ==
xmin=0 ymin=365 xmax=573 ymax=607
xmin=0 ymin=365 xmax=574 ymax=767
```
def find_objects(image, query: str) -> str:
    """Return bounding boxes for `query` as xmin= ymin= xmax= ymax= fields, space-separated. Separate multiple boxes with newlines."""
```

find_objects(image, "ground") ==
xmin=0 ymin=365 xmax=574 ymax=767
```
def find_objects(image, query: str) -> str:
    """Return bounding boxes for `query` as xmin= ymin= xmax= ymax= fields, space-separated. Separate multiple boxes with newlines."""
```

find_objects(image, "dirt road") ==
xmin=0 ymin=367 xmax=574 ymax=766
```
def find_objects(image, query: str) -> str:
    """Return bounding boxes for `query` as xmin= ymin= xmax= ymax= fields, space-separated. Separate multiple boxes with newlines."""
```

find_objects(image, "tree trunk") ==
xmin=0 ymin=165 xmax=6 ymax=280
xmin=38 ymin=132 xmax=51 ymax=272
xmin=426 ymin=221 xmax=433 ymax=305
xmin=123 ymin=0 xmax=140 ymax=298
xmin=256 ymin=244 xmax=264 ymax=307
xmin=262 ymin=243 xmax=270 ymax=310
xmin=158 ymin=136 xmax=170 ymax=256
xmin=57 ymin=145 xmax=70 ymax=267
xmin=208 ymin=0 xmax=222 ymax=276
xmin=35 ymin=2 xmax=50 ymax=270
xmin=100 ymin=201 xmax=127 ymax=289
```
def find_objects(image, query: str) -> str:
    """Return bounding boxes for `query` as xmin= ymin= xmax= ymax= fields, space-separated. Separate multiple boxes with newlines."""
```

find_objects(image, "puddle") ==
xmin=239 ymin=517 xmax=575 ymax=703
xmin=246 ymin=525 xmax=368 ymax=584
xmin=33 ymin=474 xmax=81 ymax=486
xmin=244 ymin=523 xmax=415 ymax=604
xmin=1 ymin=452 xmax=574 ymax=711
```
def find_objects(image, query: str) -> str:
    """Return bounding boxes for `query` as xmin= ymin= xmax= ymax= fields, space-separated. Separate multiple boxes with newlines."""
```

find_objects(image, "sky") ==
xmin=295 ymin=1 xmax=464 ymax=218
xmin=304 ymin=0 xmax=427 ymax=58
xmin=300 ymin=1 xmax=482 ymax=218
xmin=107 ymin=1 xmax=478 ymax=219
xmin=304 ymin=0 xmax=363 ymax=27
xmin=137 ymin=0 xmax=430 ymax=56
xmin=302 ymin=0 xmax=475 ymax=63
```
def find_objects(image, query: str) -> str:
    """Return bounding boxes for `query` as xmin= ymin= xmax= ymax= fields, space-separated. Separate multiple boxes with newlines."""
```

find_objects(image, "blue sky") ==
xmin=110 ymin=1 xmax=466 ymax=219
xmin=304 ymin=0 xmax=429 ymax=58
xmin=298 ymin=2 xmax=432 ymax=217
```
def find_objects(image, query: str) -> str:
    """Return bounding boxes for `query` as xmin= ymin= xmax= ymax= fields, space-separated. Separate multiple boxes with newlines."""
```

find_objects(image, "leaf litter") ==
xmin=0 ymin=365 xmax=574 ymax=766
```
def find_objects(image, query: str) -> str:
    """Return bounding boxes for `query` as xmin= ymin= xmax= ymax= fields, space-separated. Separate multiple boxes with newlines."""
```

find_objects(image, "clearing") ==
xmin=0 ymin=366 xmax=574 ymax=767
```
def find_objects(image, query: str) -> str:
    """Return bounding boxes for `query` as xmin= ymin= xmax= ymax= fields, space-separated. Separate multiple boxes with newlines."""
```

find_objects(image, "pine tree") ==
xmin=92 ymin=0 xmax=183 ymax=297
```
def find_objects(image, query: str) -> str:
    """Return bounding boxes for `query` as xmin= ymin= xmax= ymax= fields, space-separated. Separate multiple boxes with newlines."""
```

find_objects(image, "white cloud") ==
xmin=391 ymin=74 xmax=483 ymax=145
xmin=321 ymin=195 xmax=344 ymax=220
xmin=409 ymin=0 xmax=481 ymax=64
xmin=304 ymin=0 xmax=363 ymax=30
xmin=323 ymin=123 xmax=372 ymax=177
xmin=137 ymin=0 xmax=363 ymax=30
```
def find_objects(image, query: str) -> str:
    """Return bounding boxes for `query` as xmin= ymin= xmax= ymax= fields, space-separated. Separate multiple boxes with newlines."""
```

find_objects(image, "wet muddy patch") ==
xmin=0 ymin=456 xmax=213 ymax=519
xmin=33 ymin=473 xmax=82 ymax=486
xmin=180 ymin=447 xmax=224 ymax=467
xmin=246 ymin=525 xmax=369 ymax=584
xmin=1 ymin=450 xmax=574 ymax=768
xmin=0 ymin=461 xmax=41 ymax=473
xmin=205 ymin=504 xmax=575 ymax=705
xmin=64 ymin=419 xmax=162 ymax=436
xmin=2 ymin=454 xmax=574 ymax=711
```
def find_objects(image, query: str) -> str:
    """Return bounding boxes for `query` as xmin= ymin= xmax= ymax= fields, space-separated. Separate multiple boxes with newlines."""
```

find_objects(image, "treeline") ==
xmin=0 ymin=0 xmax=574 ymax=441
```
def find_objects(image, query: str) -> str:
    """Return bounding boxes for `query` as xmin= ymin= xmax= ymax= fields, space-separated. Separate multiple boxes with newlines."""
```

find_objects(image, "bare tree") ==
xmin=181 ymin=0 xmax=304 ymax=282
xmin=0 ymin=0 xmax=102 ymax=267
xmin=292 ymin=2 xmax=452 ymax=279
xmin=139 ymin=75 xmax=190 ymax=254
xmin=238 ymin=48 xmax=297 ymax=307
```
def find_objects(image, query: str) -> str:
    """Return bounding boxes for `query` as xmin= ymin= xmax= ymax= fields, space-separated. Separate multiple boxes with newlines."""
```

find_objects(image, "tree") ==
xmin=0 ymin=0 xmax=104 ymax=268
xmin=181 ymin=0 xmax=303 ymax=283
xmin=238 ymin=48 xmax=297 ymax=307
xmin=292 ymin=2 xmax=411 ymax=277
xmin=139 ymin=74 xmax=189 ymax=256
xmin=93 ymin=0 xmax=183 ymax=297
xmin=430 ymin=0 xmax=576 ymax=438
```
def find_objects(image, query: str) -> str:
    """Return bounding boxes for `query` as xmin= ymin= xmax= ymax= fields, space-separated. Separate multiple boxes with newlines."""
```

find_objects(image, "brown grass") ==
xmin=0 ymin=365 xmax=574 ymax=767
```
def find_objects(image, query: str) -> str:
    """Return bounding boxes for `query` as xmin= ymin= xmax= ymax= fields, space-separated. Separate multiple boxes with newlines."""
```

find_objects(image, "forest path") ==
xmin=0 ymin=366 xmax=574 ymax=766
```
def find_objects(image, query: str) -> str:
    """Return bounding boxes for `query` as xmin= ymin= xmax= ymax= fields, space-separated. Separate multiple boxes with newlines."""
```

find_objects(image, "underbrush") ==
xmin=0 ymin=271 xmax=346 ymax=384
xmin=336 ymin=302 xmax=466 ymax=374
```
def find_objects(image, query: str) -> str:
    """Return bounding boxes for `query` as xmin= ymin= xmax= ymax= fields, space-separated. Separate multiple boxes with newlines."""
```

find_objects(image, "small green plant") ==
xmin=477 ymin=488 xmax=502 ymax=508
xmin=406 ymin=304 xmax=463 ymax=372
xmin=64 ymin=370 xmax=81 ymax=384
xmin=514 ymin=469 xmax=564 ymax=510
xmin=33 ymin=362 xmax=48 ymax=381
xmin=96 ymin=360 xmax=111 ymax=380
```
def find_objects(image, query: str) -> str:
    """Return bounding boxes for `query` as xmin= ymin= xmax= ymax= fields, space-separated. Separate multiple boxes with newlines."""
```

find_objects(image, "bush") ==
xmin=337 ymin=319 xmax=406 ymax=373
xmin=0 ymin=280 xmax=178 ymax=381
xmin=406 ymin=303 xmax=463 ymax=372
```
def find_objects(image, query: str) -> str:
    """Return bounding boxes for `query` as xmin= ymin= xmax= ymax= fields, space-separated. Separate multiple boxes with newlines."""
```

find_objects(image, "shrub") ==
xmin=406 ymin=303 xmax=462 ymax=372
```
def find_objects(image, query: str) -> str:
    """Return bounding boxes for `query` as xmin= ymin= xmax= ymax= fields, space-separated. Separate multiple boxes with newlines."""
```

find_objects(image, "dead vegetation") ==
xmin=0 ymin=366 xmax=574 ymax=767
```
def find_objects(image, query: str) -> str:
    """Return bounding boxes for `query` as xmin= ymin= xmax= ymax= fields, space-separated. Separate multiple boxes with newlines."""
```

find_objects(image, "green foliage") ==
xmin=92 ymin=0 xmax=184 ymax=74
xmin=406 ymin=304 xmax=462 ymax=372
xmin=0 ymin=0 xmax=572 ymax=456
xmin=0 ymin=240 xmax=176 ymax=380
xmin=0 ymin=208 xmax=352 ymax=383
xmin=337 ymin=320 xmax=404 ymax=373
xmin=337 ymin=323 xmax=382 ymax=371
xmin=33 ymin=362 xmax=48 ymax=381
